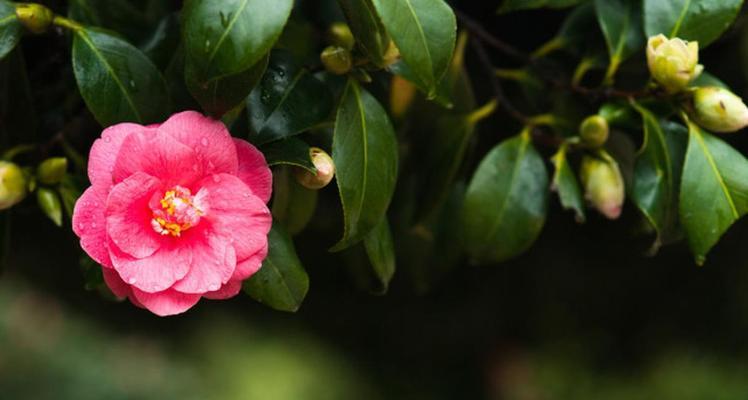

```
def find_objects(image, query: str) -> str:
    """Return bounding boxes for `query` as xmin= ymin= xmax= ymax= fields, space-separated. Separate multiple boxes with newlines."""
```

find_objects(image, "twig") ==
xmin=454 ymin=9 xmax=528 ymax=63
xmin=469 ymin=37 xmax=529 ymax=124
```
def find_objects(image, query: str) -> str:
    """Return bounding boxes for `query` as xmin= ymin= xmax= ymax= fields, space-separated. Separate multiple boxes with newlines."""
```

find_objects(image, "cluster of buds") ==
xmin=647 ymin=34 xmax=748 ymax=133
xmin=320 ymin=22 xmax=400 ymax=76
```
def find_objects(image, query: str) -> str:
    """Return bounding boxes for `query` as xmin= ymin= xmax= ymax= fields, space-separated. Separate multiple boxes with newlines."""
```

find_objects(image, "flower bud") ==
xmin=321 ymin=46 xmax=352 ymax=75
xmin=15 ymin=3 xmax=55 ymax=34
xmin=580 ymin=152 xmax=624 ymax=220
xmin=579 ymin=115 xmax=609 ymax=148
xmin=382 ymin=40 xmax=400 ymax=67
xmin=689 ymin=86 xmax=748 ymax=133
xmin=0 ymin=161 xmax=27 ymax=210
xmin=37 ymin=157 xmax=67 ymax=185
xmin=646 ymin=34 xmax=703 ymax=93
xmin=294 ymin=148 xmax=335 ymax=190
xmin=328 ymin=22 xmax=355 ymax=50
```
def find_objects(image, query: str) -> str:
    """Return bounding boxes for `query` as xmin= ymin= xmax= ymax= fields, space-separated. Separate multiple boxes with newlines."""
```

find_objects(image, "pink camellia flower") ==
xmin=72 ymin=111 xmax=272 ymax=316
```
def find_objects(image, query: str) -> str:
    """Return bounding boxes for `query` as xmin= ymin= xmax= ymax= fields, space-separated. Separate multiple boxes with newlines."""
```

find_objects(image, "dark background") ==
xmin=3 ymin=1 xmax=748 ymax=399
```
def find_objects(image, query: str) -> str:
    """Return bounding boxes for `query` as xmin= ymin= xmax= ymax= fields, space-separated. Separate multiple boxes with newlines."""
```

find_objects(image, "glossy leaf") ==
xmin=72 ymin=28 xmax=170 ymax=126
xmin=186 ymin=53 xmax=268 ymax=118
xmin=416 ymin=100 xmax=496 ymax=223
xmin=550 ymin=144 xmax=585 ymax=223
xmin=37 ymin=188 xmax=63 ymax=227
xmin=271 ymin=167 xmax=318 ymax=235
xmin=244 ymin=223 xmax=309 ymax=312
xmin=643 ymin=0 xmax=742 ymax=47
xmin=68 ymin=0 xmax=158 ymax=44
xmin=461 ymin=130 xmax=549 ymax=264
xmin=331 ymin=80 xmax=399 ymax=251
xmin=0 ymin=0 xmax=21 ymax=60
xmin=182 ymin=0 xmax=293 ymax=81
xmin=363 ymin=217 xmax=395 ymax=293
xmin=337 ymin=0 xmax=391 ymax=67
xmin=680 ymin=121 xmax=748 ymax=264
xmin=499 ymin=0 xmax=587 ymax=13
xmin=248 ymin=51 xmax=333 ymax=144
xmin=631 ymin=103 xmax=687 ymax=251
xmin=372 ymin=0 xmax=456 ymax=97
xmin=261 ymin=137 xmax=316 ymax=173
xmin=595 ymin=0 xmax=644 ymax=84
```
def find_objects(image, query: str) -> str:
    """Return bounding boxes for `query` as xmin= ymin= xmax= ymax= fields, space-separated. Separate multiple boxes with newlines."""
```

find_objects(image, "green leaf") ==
xmin=415 ymin=100 xmax=496 ymax=223
xmin=182 ymin=0 xmax=293 ymax=82
xmin=37 ymin=188 xmax=63 ymax=227
xmin=499 ymin=0 xmax=587 ymax=13
xmin=363 ymin=217 xmax=395 ymax=294
xmin=243 ymin=223 xmax=309 ymax=312
xmin=337 ymin=0 xmax=391 ymax=67
xmin=594 ymin=0 xmax=644 ymax=84
xmin=0 ymin=0 xmax=21 ymax=60
xmin=551 ymin=144 xmax=585 ymax=223
xmin=186 ymin=53 xmax=268 ymax=118
xmin=643 ymin=0 xmax=742 ymax=47
xmin=690 ymin=71 xmax=729 ymax=89
xmin=331 ymin=79 xmax=399 ymax=251
xmin=371 ymin=0 xmax=456 ymax=97
xmin=261 ymin=137 xmax=316 ymax=173
xmin=72 ymin=28 xmax=170 ymax=126
xmin=680 ymin=121 xmax=748 ymax=264
xmin=461 ymin=130 xmax=549 ymax=264
xmin=631 ymin=103 xmax=687 ymax=251
xmin=248 ymin=51 xmax=334 ymax=144
xmin=68 ymin=0 xmax=158 ymax=44
xmin=271 ymin=166 xmax=318 ymax=235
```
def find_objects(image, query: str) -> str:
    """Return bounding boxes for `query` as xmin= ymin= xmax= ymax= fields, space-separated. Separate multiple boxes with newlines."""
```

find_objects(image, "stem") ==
xmin=531 ymin=37 xmax=566 ymax=59
xmin=52 ymin=16 xmax=83 ymax=32
xmin=469 ymin=38 xmax=528 ymax=124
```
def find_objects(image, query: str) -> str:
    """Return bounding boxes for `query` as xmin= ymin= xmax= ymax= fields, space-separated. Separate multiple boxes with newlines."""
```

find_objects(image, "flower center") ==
xmin=151 ymin=186 xmax=204 ymax=237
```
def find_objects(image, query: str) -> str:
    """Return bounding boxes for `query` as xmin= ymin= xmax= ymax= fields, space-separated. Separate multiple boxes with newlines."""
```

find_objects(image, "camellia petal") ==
xmin=232 ymin=243 xmax=269 ymax=281
xmin=202 ymin=280 xmax=243 ymax=300
xmin=200 ymin=173 xmax=272 ymax=260
xmin=105 ymin=172 xmax=163 ymax=259
xmin=130 ymin=287 xmax=202 ymax=317
xmin=112 ymin=131 xmax=203 ymax=187
xmin=158 ymin=111 xmax=239 ymax=175
xmin=101 ymin=267 xmax=131 ymax=298
xmin=109 ymin=239 xmax=192 ymax=293
xmin=234 ymin=139 xmax=272 ymax=203
xmin=72 ymin=184 xmax=112 ymax=267
xmin=172 ymin=232 xmax=237 ymax=294
xmin=88 ymin=123 xmax=157 ymax=187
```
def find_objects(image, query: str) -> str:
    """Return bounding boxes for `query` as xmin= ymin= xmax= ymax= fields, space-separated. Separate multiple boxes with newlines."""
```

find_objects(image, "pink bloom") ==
xmin=73 ymin=111 xmax=272 ymax=316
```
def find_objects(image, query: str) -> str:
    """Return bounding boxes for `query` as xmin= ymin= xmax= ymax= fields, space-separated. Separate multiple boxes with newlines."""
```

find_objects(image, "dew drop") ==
xmin=200 ymin=137 xmax=209 ymax=146
xmin=90 ymin=221 xmax=97 ymax=228
xmin=212 ymin=175 xmax=221 ymax=183
xmin=208 ymin=161 xmax=215 ymax=172
xmin=204 ymin=39 xmax=211 ymax=51
xmin=128 ymin=278 xmax=137 ymax=284
xmin=78 ymin=222 xmax=86 ymax=230
xmin=277 ymin=69 xmax=285 ymax=77
xmin=209 ymin=284 xmax=219 ymax=291
xmin=104 ymin=136 xmax=112 ymax=143
xmin=192 ymin=164 xmax=199 ymax=172
xmin=129 ymin=80 xmax=136 ymax=88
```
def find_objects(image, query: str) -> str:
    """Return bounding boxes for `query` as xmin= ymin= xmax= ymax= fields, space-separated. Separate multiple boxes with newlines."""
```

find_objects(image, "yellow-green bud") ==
xmin=294 ymin=148 xmax=335 ymax=190
xmin=321 ymin=46 xmax=352 ymax=75
xmin=328 ymin=22 xmax=355 ymax=50
xmin=646 ymin=34 xmax=703 ymax=93
xmin=579 ymin=115 xmax=609 ymax=148
xmin=382 ymin=40 xmax=400 ymax=67
xmin=15 ymin=3 xmax=55 ymax=34
xmin=580 ymin=152 xmax=624 ymax=220
xmin=37 ymin=157 xmax=67 ymax=185
xmin=690 ymin=86 xmax=748 ymax=133
xmin=0 ymin=161 xmax=27 ymax=210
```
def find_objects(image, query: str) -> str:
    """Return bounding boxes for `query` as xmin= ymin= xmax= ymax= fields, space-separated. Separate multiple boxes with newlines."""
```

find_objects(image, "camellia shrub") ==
xmin=0 ymin=0 xmax=747 ymax=315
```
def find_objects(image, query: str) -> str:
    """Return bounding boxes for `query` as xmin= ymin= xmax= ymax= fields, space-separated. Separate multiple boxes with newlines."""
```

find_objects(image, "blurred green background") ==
xmin=6 ymin=1 xmax=748 ymax=399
